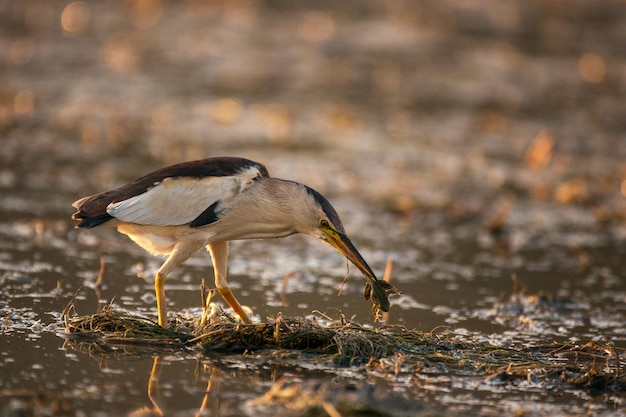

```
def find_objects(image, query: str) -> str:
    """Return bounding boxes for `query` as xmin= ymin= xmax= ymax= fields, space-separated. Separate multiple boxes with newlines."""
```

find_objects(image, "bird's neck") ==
xmin=217 ymin=224 xmax=297 ymax=241
xmin=210 ymin=178 xmax=301 ymax=242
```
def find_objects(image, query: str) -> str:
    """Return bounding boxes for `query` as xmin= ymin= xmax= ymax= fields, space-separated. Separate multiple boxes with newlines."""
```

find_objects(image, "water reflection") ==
xmin=141 ymin=357 xmax=165 ymax=417
xmin=139 ymin=358 xmax=238 ymax=417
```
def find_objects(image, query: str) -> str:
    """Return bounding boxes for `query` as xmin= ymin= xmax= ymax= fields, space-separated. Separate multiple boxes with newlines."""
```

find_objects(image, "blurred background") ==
xmin=1 ymin=1 xmax=626 ymax=414
xmin=3 ymin=0 xmax=625 ymax=208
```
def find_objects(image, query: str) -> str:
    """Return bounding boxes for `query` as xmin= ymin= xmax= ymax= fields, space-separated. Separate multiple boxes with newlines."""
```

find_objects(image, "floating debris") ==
xmin=60 ymin=306 xmax=626 ymax=394
xmin=63 ymin=306 xmax=192 ymax=345
xmin=249 ymin=377 xmax=421 ymax=417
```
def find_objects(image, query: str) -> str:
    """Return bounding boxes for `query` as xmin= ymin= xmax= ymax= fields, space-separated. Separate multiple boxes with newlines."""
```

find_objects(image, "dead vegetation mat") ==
xmin=60 ymin=307 xmax=626 ymax=393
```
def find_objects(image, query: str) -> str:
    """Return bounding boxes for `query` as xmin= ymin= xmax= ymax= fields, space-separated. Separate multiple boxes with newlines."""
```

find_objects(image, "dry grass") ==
xmin=60 ymin=306 xmax=626 ymax=393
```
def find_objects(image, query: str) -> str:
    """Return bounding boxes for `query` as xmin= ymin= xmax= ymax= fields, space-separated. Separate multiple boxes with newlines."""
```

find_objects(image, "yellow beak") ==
xmin=323 ymin=228 xmax=377 ymax=281
xmin=322 ymin=228 xmax=395 ymax=313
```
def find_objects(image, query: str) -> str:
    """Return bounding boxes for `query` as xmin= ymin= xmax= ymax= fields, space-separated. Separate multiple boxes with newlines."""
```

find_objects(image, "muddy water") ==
xmin=1 ymin=1 xmax=626 ymax=416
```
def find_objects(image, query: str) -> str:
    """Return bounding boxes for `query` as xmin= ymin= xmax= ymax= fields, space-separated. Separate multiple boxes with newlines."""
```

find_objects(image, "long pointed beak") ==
xmin=322 ymin=228 xmax=396 ymax=313
xmin=323 ymin=229 xmax=377 ymax=281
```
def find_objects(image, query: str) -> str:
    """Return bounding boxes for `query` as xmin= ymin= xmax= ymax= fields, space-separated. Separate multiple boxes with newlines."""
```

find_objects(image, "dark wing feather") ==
xmin=72 ymin=157 xmax=269 ymax=228
xmin=190 ymin=201 xmax=221 ymax=228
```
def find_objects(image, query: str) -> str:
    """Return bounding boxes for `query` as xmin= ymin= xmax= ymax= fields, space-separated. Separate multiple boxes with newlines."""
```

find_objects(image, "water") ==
xmin=1 ymin=0 xmax=626 ymax=415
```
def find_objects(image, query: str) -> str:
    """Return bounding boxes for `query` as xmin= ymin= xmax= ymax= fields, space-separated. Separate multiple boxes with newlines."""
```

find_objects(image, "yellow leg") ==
xmin=208 ymin=241 xmax=252 ymax=323
xmin=155 ymin=272 xmax=167 ymax=327
xmin=217 ymin=287 xmax=251 ymax=324
xmin=155 ymin=241 xmax=206 ymax=327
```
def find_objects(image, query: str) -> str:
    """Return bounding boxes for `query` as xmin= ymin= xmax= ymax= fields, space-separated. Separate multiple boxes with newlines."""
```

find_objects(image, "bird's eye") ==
xmin=320 ymin=219 xmax=330 ymax=229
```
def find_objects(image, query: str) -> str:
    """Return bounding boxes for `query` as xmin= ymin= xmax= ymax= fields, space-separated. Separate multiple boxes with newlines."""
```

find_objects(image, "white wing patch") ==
xmin=107 ymin=176 xmax=239 ymax=226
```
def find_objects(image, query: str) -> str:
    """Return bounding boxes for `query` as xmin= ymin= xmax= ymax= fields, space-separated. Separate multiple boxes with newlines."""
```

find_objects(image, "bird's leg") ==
xmin=156 ymin=241 xmax=205 ymax=327
xmin=155 ymin=271 xmax=167 ymax=327
xmin=207 ymin=241 xmax=252 ymax=323
xmin=218 ymin=287 xmax=251 ymax=323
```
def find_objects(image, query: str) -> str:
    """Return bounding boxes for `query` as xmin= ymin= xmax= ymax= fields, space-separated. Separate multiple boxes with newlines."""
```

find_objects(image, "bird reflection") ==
xmin=128 ymin=357 xmax=217 ymax=417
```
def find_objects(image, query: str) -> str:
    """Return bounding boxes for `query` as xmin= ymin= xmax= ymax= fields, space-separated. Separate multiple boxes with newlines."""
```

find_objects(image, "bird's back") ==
xmin=72 ymin=157 xmax=269 ymax=228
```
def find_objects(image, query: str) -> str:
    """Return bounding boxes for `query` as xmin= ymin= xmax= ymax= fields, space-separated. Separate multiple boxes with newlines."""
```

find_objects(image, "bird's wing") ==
xmin=107 ymin=165 xmax=263 ymax=226
xmin=73 ymin=157 xmax=269 ymax=228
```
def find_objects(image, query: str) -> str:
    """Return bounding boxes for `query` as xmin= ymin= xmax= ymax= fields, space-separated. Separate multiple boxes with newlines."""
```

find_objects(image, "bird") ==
xmin=72 ymin=156 xmax=396 ymax=327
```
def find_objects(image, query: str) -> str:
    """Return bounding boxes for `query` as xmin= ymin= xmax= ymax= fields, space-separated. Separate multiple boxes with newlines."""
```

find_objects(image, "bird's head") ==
xmin=250 ymin=177 xmax=396 ymax=313
xmin=288 ymin=183 xmax=378 ymax=283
